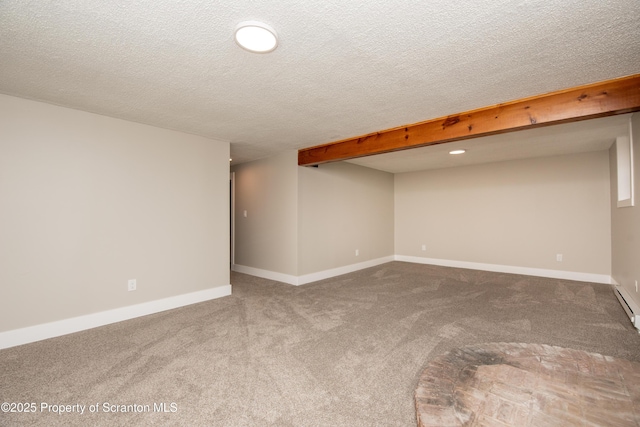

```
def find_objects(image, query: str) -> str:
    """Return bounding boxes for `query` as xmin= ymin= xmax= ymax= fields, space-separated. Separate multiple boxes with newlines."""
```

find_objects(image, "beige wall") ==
xmin=298 ymin=162 xmax=394 ymax=275
xmin=0 ymin=94 xmax=230 ymax=332
xmin=232 ymin=151 xmax=299 ymax=276
xmin=610 ymin=113 xmax=640 ymax=307
xmin=395 ymin=151 xmax=612 ymax=275
xmin=232 ymin=156 xmax=394 ymax=278
xmin=235 ymin=149 xmax=612 ymax=281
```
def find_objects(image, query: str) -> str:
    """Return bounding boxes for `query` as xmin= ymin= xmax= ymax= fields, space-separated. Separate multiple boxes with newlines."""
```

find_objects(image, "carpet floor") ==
xmin=1 ymin=261 xmax=639 ymax=426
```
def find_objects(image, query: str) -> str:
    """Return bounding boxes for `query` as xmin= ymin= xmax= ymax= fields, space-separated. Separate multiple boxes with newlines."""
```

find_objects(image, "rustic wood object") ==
xmin=298 ymin=74 xmax=640 ymax=166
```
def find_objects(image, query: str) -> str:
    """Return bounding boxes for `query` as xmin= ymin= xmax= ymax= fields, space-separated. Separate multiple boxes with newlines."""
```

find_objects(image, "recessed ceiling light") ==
xmin=234 ymin=21 xmax=278 ymax=53
xmin=449 ymin=149 xmax=466 ymax=155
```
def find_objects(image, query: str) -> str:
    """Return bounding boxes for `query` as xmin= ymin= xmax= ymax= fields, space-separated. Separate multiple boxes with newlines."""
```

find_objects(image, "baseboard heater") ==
xmin=614 ymin=285 xmax=640 ymax=333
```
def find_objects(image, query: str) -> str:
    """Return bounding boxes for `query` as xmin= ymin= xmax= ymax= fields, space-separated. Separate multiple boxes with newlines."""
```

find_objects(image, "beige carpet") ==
xmin=1 ymin=262 xmax=640 ymax=426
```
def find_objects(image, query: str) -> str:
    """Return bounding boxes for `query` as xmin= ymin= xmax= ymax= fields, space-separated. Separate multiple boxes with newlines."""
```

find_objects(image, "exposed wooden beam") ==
xmin=298 ymin=74 xmax=640 ymax=166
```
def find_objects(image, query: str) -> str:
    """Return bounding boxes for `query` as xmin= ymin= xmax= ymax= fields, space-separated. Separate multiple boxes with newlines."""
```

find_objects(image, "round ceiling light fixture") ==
xmin=449 ymin=149 xmax=466 ymax=155
xmin=234 ymin=21 xmax=278 ymax=53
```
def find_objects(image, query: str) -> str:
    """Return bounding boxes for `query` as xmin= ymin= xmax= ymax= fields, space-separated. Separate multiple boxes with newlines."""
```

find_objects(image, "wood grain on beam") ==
xmin=298 ymin=74 xmax=640 ymax=166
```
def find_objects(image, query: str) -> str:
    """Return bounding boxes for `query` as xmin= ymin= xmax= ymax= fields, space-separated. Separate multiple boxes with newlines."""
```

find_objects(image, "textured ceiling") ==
xmin=1 ymin=1 xmax=639 ymax=166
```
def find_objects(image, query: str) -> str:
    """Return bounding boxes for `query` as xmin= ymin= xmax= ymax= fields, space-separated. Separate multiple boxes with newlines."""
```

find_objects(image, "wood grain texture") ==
xmin=298 ymin=74 xmax=640 ymax=166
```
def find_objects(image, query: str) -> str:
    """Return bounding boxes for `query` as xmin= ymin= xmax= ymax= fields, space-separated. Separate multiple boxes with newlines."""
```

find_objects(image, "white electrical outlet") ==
xmin=128 ymin=279 xmax=137 ymax=291
xmin=355 ymin=249 xmax=359 ymax=256
xmin=243 ymin=210 xmax=247 ymax=218
xmin=556 ymin=254 xmax=563 ymax=262
xmin=421 ymin=244 xmax=426 ymax=251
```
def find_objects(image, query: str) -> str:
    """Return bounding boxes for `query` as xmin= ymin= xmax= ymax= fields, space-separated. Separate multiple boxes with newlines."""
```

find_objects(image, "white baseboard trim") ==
xmin=0 ymin=285 xmax=232 ymax=350
xmin=233 ymin=256 xmax=395 ymax=286
xmin=297 ymin=256 xmax=395 ymax=285
xmin=395 ymin=255 xmax=612 ymax=284
xmin=232 ymin=264 xmax=299 ymax=285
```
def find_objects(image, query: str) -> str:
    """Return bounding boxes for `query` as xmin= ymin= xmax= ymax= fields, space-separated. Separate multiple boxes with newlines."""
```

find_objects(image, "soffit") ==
xmin=0 ymin=1 xmax=638 ymax=165
xmin=346 ymin=114 xmax=631 ymax=173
